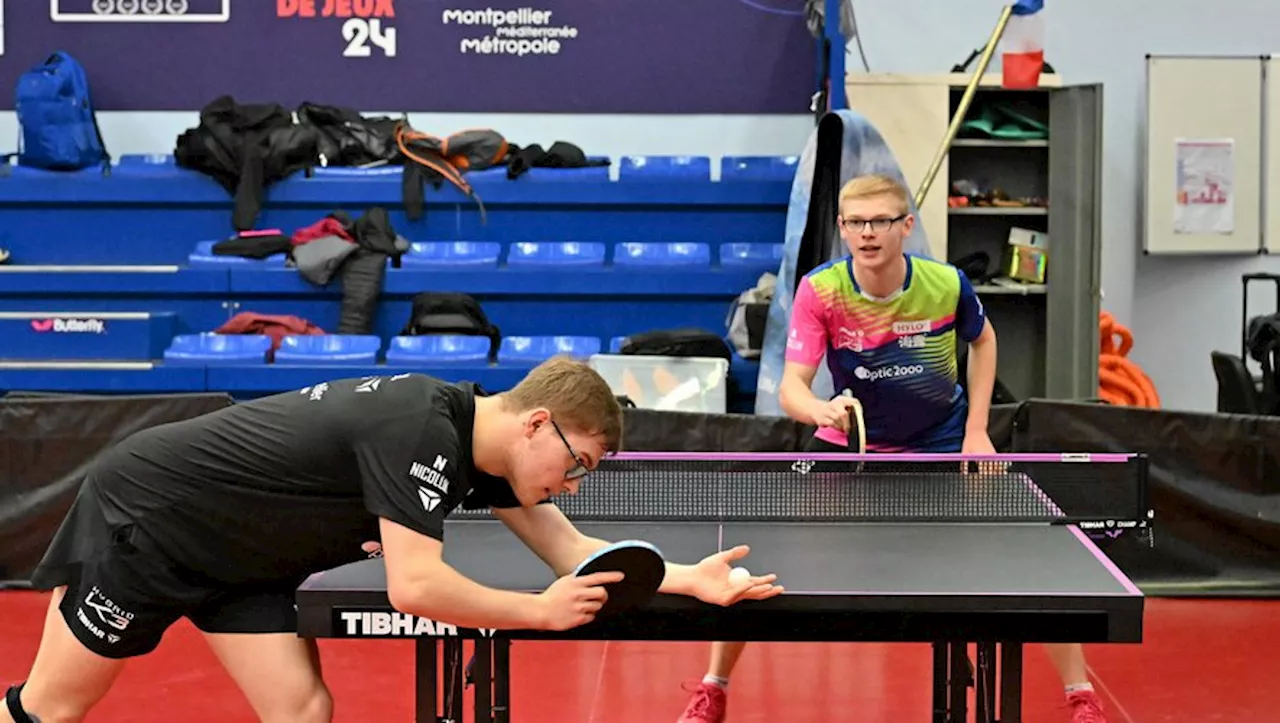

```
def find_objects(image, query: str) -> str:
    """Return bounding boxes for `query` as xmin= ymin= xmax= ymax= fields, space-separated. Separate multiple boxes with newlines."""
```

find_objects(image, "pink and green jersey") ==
xmin=785 ymin=253 xmax=986 ymax=452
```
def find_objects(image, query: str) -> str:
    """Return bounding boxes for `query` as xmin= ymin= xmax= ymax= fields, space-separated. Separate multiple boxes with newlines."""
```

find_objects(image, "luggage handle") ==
xmin=1241 ymin=273 xmax=1280 ymax=362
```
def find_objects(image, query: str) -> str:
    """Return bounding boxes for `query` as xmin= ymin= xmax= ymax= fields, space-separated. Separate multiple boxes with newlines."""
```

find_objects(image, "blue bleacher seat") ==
xmin=274 ymin=334 xmax=382 ymax=365
xmin=613 ymin=242 xmax=712 ymax=268
xmin=117 ymin=154 xmax=175 ymax=166
xmin=618 ymin=155 xmax=712 ymax=181
xmin=6 ymin=162 xmax=104 ymax=178
xmin=162 ymin=334 xmax=272 ymax=366
xmin=385 ymin=335 xmax=492 ymax=365
xmin=399 ymin=241 xmax=502 ymax=268
xmin=518 ymin=157 xmax=611 ymax=182
xmin=507 ymin=242 xmax=606 ymax=267
xmin=112 ymin=154 xmax=182 ymax=177
xmin=310 ymin=165 xmax=402 ymax=178
xmin=500 ymin=336 xmax=601 ymax=363
xmin=609 ymin=336 xmax=629 ymax=353
xmin=0 ymin=150 xmax=785 ymax=408
xmin=720 ymin=242 xmax=783 ymax=268
xmin=188 ymin=240 xmax=286 ymax=267
xmin=720 ymin=155 xmax=800 ymax=182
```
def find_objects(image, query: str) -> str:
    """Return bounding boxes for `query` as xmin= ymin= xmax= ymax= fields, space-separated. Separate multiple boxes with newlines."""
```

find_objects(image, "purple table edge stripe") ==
xmin=748 ymin=589 xmax=1141 ymax=597
xmin=1068 ymin=526 xmax=1145 ymax=597
xmin=610 ymin=452 xmax=1136 ymax=463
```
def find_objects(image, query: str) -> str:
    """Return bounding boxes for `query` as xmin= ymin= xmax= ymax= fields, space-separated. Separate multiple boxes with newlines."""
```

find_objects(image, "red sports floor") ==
xmin=1 ymin=591 xmax=1276 ymax=722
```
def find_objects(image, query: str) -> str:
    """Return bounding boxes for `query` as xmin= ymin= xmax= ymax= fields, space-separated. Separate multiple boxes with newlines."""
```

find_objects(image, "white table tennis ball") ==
xmin=729 ymin=566 xmax=751 ymax=584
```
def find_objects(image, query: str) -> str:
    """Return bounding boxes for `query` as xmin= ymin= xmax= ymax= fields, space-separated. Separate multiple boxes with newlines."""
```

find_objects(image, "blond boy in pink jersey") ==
xmin=676 ymin=174 xmax=1108 ymax=723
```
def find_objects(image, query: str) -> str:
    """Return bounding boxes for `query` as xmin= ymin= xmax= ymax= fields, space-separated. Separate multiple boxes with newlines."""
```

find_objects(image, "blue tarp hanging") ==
xmin=753 ymin=109 xmax=934 ymax=416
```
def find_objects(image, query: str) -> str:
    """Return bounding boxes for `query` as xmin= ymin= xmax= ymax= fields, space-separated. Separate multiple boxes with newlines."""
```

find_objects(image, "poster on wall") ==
xmin=1173 ymin=138 xmax=1235 ymax=235
xmin=0 ymin=0 xmax=816 ymax=114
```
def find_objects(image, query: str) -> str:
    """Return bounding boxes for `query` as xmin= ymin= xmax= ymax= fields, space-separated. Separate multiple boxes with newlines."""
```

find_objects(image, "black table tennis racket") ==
xmin=572 ymin=540 xmax=665 ymax=617
xmin=464 ymin=540 xmax=664 ymax=691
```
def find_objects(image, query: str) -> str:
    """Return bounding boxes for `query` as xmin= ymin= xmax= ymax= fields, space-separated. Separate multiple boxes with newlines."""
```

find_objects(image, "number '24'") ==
xmin=343 ymin=18 xmax=397 ymax=58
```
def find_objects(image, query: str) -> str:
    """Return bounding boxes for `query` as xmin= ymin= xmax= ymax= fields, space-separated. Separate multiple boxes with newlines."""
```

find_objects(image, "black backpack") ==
xmin=174 ymin=95 xmax=319 ymax=231
xmin=620 ymin=328 xmax=732 ymax=361
xmin=1247 ymin=313 xmax=1280 ymax=413
xmin=401 ymin=292 xmax=501 ymax=363
xmin=296 ymin=102 xmax=403 ymax=169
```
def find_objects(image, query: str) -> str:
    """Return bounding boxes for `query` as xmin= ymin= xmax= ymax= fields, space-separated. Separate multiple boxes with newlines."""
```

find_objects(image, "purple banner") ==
xmin=0 ymin=0 xmax=816 ymax=113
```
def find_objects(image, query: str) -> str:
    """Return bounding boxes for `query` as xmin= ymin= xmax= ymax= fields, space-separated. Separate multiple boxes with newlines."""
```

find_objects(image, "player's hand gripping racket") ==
xmin=843 ymin=389 xmax=866 ymax=472
xmin=465 ymin=540 xmax=664 ymax=693
xmin=572 ymin=540 xmax=666 ymax=616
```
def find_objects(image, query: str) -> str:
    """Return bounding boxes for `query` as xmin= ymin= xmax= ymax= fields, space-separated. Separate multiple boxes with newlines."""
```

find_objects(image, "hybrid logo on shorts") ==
xmin=854 ymin=364 xmax=924 ymax=382
xmin=76 ymin=586 xmax=134 ymax=644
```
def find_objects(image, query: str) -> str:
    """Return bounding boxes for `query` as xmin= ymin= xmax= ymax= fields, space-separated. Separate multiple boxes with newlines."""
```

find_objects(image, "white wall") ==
xmin=4 ymin=0 xmax=1278 ymax=411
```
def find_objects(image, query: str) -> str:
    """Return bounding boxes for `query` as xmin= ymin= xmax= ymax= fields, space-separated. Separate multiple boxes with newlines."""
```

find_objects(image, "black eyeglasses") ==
xmin=550 ymin=420 xmax=589 ymax=480
xmin=840 ymin=215 xmax=906 ymax=233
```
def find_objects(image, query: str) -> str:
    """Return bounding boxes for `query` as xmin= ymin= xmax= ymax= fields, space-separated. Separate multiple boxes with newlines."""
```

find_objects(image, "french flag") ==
xmin=1002 ymin=0 xmax=1045 ymax=89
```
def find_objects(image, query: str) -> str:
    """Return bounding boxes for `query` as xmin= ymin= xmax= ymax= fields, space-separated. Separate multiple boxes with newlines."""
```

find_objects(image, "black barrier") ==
xmin=1 ymin=392 xmax=1275 ymax=597
xmin=1010 ymin=400 xmax=1280 ymax=597
xmin=618 ymin=404 xmax=1022 ymax=453
xmin=0 ymin=393 xmax=235 ymax=588
xmin=620 ymin=408 xmax=815 ymax=452
xmin=0 ymin=399 xmax=1019 ymax=590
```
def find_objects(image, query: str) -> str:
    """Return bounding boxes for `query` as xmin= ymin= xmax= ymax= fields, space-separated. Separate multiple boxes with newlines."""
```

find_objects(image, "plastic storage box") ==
xmin=588 ymin=354 xmax=730 ymax=413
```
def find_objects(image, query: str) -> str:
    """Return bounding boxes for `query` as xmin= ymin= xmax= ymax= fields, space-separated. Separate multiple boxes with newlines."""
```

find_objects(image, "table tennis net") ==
xmin=453 ymin=456 xmax=1148 ymax=525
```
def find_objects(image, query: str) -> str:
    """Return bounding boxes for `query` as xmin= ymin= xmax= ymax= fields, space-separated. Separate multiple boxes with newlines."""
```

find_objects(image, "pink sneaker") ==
xmin=677 ymin=681 xmax=727 ymax=722
xmin=1066 ymin=689 xmax=1108 ymax=723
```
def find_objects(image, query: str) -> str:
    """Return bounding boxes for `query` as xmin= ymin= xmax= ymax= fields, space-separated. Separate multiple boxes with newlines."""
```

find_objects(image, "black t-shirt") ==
xmin=88 ymin=373 xmax=520 ymax=586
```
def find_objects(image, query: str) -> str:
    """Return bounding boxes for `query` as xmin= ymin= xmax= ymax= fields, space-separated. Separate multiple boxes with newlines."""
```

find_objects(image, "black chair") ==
xmin=1210 ymin=351 xmax=1262 ymax=415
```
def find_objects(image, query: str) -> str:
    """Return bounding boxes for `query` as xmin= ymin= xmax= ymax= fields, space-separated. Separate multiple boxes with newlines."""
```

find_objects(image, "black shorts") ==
xmin=36 ymin=483 xmax=301 ymax=660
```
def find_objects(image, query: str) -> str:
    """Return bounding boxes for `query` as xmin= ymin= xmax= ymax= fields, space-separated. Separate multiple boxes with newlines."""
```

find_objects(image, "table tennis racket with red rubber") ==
xmin=573 ymin=540 xmax=666 ymax=616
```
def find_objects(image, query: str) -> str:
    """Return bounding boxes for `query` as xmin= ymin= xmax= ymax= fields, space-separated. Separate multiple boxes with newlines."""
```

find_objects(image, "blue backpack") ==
xmin=12 ymin=51 xmax=110 ymax=172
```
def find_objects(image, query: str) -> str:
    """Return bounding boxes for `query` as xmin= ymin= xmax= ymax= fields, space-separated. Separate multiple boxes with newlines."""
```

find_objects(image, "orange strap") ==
xmin=394 ymin=123 xmax=472 ymax=196
xmin=394 ymin=122 xmax=490 ymax=223
xmin=1097 ymin=311 xmax=1160 ymax=408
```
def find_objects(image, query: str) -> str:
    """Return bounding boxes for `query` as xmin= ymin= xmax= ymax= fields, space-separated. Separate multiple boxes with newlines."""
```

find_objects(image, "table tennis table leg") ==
xmin=949 ymin=642 xmax=969 ymax=721
xmin=472 ymin=638 xmax=493 ymax=723
xmin=442 ymin=639 xmax=465 ymax=722
xmin=999 ymin=642 xmax=1023 ymax=723
xmin=493 ymin=639 xmax=511 ymax=723
xmin=975 ymin=642 xmax=997 ymax=723
xmin=463 ymin=638 xmax=511 ymax=723
xmin=415 ymin=639 xmax=437 ymax=723
xmin=931 ymin=642 xmax=945 ymax=722
xmin=930 ymin=641 xmax=971 ymax=723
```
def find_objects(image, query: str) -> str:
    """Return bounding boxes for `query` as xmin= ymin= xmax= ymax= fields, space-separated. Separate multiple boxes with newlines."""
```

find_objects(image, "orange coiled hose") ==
xmin=1098 ymin=311 xmax=1160 ymax=408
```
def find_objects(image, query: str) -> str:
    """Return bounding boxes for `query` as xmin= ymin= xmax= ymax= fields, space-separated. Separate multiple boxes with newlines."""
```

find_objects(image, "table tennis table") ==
xmin=297 ymin=452 xmax=1149 ymax=723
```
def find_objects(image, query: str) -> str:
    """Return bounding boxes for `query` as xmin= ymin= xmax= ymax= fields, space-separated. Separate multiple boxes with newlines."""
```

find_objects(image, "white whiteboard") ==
xmin=1144 ymin=55 xmax=1263 ymax=254
xmin=1266 ymin=54 xmax=1280 ymax=253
